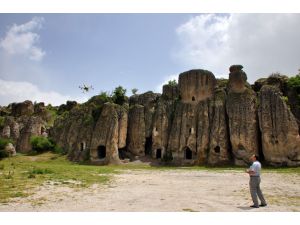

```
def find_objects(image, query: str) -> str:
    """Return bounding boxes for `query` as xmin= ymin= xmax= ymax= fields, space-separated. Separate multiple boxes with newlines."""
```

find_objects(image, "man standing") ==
xmin=246 ymin=154 xmax=267 ymax=208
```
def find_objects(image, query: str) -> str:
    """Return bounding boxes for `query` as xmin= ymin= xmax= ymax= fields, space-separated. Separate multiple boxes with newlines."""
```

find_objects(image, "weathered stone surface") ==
xmin=151 ymin=99 xmax=174 ymax=159
xmin=228 ymin=65 xmax=248 ymax=93
xmin=1 ymin=117 xmax=20 ymax=141
xmin=118 ymin=105 xmax=128 ymax=149
xmin=179 ymin=69 xmax=216 ymax=103
xmin=129 ymin=91 xmax=160 ymax=138
xmin=11 ymin=100 xmax=34 ymax=117
xmin=127 ymin=104 xmax=145 ymax=156
xmin=162 ymin=84 xmax=179 ymax=100
xmin=4 ymin=143 xmax=16 ymax=156
xmin=16 ymin=116 xmax=45 ymax=153
xmin=90 ymin=103 xmax=122 ymax=165
xmin=168 ymin=102 xmax=198 ymax=164
xmin=208 ymin=89 xmax=231 ymax=165
xmin=258 ymin=85 xmax=300 ymax=166
xmin=226 ymin=66 xmax=259 ymax=165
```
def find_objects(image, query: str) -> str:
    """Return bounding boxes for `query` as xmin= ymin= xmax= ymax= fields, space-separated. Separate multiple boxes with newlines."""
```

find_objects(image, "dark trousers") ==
xmin=249 ymin=176 xmax=267 ymax=206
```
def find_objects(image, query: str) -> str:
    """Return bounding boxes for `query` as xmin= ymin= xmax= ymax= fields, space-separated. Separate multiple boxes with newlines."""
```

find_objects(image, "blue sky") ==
xmin=1 ymin=14 xmax=300 ymax=106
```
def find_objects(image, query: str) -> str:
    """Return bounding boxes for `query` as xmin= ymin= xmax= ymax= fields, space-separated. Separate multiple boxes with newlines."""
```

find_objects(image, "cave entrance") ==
xmin=184 ymin=147 xmax=193 ymax=160
xmin=97 ymin=145 xmax=106 ymax=159
xmin=80 ymin=142 xmax=85 ymax=151
xmin=118 ymin=147 xmax=126 ymax=160
xmin=192 ymin=96 xmax=195 ymax=101
xmin=214 ymin=146 xmax=220 ymax=153
xmin=156 ymin=149 xmax=162 ymax=159
xmin=145 ymin=136 xmax=152 ymax=156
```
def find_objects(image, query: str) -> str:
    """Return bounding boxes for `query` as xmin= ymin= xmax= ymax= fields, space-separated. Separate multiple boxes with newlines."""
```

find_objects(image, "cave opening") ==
xmin=192 ymin=96 xmax=195 ymax=101
xmin=80 ymin=142 xmax=85 ymax=151
xmin=118 ymin=147 xmax=127 ymax=160
xmin=145 ymin=136 xmax=152 ymax=156
xmin=97 ymin=145 xmax=106 ymax=159
xmin=156 ymin=149 xmax=162 ymax=159
xmin=214 ymin=146 xmax=220 ymax=153
xmin=184 ymin=147 xmax=193 ymax=160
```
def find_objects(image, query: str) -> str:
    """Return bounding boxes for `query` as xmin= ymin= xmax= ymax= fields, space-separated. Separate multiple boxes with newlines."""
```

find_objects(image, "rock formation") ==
xmin=1 ymin=65 xmax=299 ymax=167
xmin=226 ymin=65 xmax=259 ymax=165
xmin=258 ymin=85 xmax=300 ymax=166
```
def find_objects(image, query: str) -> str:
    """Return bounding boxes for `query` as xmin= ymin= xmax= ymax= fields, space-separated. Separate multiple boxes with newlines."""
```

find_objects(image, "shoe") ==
xmin=250 ymin=205 xmax=259 ymax=208
xmin=259 ymin=204 xmax=267 ymax=207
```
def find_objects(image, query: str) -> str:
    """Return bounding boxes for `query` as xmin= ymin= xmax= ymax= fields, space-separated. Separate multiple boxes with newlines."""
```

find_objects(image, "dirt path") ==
xmin=0 ymin=169 xmax=299 ymax=212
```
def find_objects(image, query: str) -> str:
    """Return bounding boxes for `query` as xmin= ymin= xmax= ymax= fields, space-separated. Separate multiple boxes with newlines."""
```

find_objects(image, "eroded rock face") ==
xmin=127 ymin=104 xmax=145 ymax=156
xmin=152 ymin=99 xmax=175 ymax=159
xmin=228 ymin=65 xmax=248 ymax=93
xmin=162 ymin=84 xmax=179 ymax=100
xmin=11 ymin=100 xmax=34 ymax=117
xmin=90 ymin=103 xmax=122 ymax=165
xmin=258 ymin=85 xmax=300 ymax=166
xmin=179 ymin=69 xmax=216 ymax=103
xmin=208 ymin=89 xmax=231 ymax=165
xmin=17 ymin=116 xmax=45 ymax=153
xmin=227 ymin=66 xmax=259 ymax=165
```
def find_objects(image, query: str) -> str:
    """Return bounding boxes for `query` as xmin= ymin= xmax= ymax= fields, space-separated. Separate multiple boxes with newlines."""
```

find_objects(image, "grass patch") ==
xmin=0 ymin=152 xmax=118 ymax=203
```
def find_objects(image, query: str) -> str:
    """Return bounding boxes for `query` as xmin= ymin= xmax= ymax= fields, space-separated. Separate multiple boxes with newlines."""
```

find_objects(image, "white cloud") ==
xmin=174 ymin=14 xmax=300 ymax=83
xmin=0 ymin=79 xmax=88 ymax=106
xmin=155 ymin=74 xmax=178 ymax=93
xmin=0 ymin=17 xmax=45 ymax=61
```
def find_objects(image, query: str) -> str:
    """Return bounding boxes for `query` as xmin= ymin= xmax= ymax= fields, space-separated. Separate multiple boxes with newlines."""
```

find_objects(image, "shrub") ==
xmin=0 ymin=138 xmax=13 ymax=159
xmin=287 ymin=75 xmax=300 ymax=90
xmin=30 ymin=136 xmax=54 ymax=153
xmin=168 ymin=79 xmax=177 ymax=86
xmin=131 ymin=88 xmax=138 ymax=95
xmin=112 ymin=86 xmax=127 ymax=105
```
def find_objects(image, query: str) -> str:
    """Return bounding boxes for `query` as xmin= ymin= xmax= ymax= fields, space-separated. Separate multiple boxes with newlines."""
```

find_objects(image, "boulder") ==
xmin=258 ymin=85 xmax=300 ymax=166
xmin=4 ymin=143 xmax=16 ymax=157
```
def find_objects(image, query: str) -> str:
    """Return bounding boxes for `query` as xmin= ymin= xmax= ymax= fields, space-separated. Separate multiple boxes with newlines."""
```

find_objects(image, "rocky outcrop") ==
xmin=1 ymin=66 xmax=299 ymax=167
xmin=258 ymin=85 xmax=300 ymax=166
xmin=179 ymin=69 xmax=216 ymax=103
xmin=16 ymin=116 xmax=45 ymax=153
xmin=127 ymin=104 xmax=145 ymax=156
xmin=11 ymin=100 xmax=34 ymax=117
xmin=162 ymin=84 xmax=179 ymax=100
xmin=90 ymin=103 xmax=125 ymax=165
xmin=208 ymin=89 xmax=231 ymax=165
xmin=226 ymin=66 xmax=259 ymax=165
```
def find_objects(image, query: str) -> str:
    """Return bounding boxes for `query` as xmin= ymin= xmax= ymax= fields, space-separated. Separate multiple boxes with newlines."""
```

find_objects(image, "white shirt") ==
xmin=249 ymin=161 xmax=261 ymax=176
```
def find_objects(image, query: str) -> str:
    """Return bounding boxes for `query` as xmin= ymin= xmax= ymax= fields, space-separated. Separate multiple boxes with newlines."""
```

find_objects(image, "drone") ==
xmin=79 ymin=84 xmax=94 ymax=93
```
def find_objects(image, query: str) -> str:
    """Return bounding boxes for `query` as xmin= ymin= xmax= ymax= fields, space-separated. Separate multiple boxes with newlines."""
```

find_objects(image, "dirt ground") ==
xmin=0 ymin=169 xmax=299 ymax=212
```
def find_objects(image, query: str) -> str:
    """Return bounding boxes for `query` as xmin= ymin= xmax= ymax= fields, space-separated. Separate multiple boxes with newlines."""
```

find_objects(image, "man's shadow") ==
xmin=237 ymin=206 xmax=255 ymax=210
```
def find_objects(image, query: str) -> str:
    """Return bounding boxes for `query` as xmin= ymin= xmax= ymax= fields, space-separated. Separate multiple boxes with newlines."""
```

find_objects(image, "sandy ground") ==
xmin=0 ymin=169 xmax=299 ymax=212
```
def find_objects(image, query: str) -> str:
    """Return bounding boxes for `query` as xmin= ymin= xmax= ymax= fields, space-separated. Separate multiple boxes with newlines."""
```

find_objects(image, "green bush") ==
xmin=168 ymin=79 xmax=177 ymax=86
xmin=287 ymin=75 xmax=300 ymax=90
xmin=30 ymin=136 xmax=54 ymax=153
xmin=112 ymin=86 xmax=127 ymax=105
xmin=0 ymin=138 xmax=13 ymax=150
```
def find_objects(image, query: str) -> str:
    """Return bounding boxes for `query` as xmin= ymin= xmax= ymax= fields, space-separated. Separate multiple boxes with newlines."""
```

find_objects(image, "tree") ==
xmin=168 ymin=79 xmax=177 ymax=86
xmin=131 ymin=88 xmax=138 ymax=95
xmin=112 ymin=86 xmax=127 ymax=105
